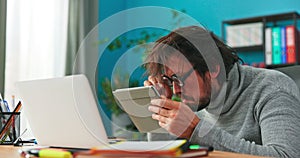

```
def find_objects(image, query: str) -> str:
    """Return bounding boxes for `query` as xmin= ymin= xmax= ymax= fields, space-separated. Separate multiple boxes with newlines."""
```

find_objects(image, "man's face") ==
xmin=163 ymin=54 xmax=211 ymax=110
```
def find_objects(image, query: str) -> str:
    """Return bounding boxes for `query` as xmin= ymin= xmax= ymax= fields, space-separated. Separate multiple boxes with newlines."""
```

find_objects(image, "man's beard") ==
xmin=183 ymin=77 xmax=212 ymax=112
xmin=184 ymin=96 xmax=210 ymax=112
xmin=196 ymin=97 xmax=210 ymax=111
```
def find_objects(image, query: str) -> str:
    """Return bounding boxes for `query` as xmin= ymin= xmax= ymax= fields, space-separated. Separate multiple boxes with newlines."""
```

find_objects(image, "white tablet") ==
xmin=113 ymin=86 xmax=167 ymax=133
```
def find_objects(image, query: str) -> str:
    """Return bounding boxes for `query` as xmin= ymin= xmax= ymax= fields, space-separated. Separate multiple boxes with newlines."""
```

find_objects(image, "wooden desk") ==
xmin=0 ymin=145 xmax=264 ymax=158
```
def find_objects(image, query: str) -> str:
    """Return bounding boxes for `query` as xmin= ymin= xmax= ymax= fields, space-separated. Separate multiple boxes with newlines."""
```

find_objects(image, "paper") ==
xmin=98 ymin=140 xmax=187 ymax=151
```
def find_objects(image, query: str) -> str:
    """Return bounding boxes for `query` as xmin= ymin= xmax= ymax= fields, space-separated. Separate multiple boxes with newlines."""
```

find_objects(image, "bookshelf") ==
xmin=222 ymin=12 xmax=300 ymax=68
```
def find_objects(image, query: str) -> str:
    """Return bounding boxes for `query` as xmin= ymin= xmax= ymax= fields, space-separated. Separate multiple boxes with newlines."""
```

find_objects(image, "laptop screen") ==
xmin=16 ymin=74 xmax=108 ymax=148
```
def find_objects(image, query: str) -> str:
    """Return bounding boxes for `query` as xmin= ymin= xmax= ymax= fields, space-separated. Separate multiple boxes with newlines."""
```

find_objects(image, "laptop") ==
xmin=16 ymin=74 xmax=108 ymax=148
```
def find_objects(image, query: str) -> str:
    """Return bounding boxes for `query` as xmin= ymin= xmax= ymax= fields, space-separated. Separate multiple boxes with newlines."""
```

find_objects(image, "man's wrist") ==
xmin=184 ymin=115 xmax=200 ymax=139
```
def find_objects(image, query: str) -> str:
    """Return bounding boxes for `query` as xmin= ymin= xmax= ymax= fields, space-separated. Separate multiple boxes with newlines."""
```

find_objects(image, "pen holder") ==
xmin=0 ymin=112 xmax=20 ymax=145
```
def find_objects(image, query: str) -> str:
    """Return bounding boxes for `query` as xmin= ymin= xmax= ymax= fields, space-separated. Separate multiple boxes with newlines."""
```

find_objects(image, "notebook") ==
xmin=90 ymin=139 xmax=188 ymax=157
xmin=15 ymin=74 xmax=108 ymax=148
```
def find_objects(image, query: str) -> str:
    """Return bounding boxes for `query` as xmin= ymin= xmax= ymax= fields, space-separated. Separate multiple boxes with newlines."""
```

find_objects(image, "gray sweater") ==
xmin=191 ymin=64 xmax=300 ymax=157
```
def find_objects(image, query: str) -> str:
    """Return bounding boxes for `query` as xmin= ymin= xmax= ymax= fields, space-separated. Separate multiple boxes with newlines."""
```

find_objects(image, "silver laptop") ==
xmin=16 ymin=74 xmax=108 ymax=148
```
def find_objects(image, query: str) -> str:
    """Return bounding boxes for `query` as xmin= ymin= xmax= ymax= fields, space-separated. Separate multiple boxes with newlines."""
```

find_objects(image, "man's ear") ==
xmin=209 ymin=65 xmax=220 ymax=79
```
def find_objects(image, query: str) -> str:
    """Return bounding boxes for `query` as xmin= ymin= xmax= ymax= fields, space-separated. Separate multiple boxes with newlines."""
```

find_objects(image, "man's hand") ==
xmin=148 ymin=96 xmax=200 ymax=139
xmin=144 ymin=76 xmax=172 ymax=99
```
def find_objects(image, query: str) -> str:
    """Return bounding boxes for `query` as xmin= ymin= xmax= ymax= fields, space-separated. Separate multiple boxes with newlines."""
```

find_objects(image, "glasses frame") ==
xmin=162 ymin=67 xmax=195 ymax=87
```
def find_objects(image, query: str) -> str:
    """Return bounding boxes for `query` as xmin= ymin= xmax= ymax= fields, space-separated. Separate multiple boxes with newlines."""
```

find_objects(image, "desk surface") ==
xmin=0 ymin=145 xmax=264 ymax=158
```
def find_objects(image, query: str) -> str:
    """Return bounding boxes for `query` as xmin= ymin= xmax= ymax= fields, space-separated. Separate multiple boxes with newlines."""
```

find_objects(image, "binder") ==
xmin=272 ymin=27 xmax=282 ymax=64
xmin=281 ymin=26 xmax=287 ymax=64
xmin=286 ymin=25 xmax=296 ymax=64
xmin=226 ymin=22 xmax=263 ymax=47
xmin=265 ymin=27 xmax=272 ymax=65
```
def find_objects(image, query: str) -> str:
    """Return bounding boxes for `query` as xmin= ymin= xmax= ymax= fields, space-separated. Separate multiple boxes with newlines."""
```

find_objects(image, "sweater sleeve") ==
xmin=190 ymin=92 xmax=300 ymax=158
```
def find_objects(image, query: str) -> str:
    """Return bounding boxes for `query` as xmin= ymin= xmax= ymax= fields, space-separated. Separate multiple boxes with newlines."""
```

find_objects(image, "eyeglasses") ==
xmin=162 ymin=67 xmax=195 ymax=87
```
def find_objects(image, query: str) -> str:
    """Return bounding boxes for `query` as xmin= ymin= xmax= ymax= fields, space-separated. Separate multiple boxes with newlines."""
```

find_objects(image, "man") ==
xmin=143 ymin=26 xmax=300 ymax=157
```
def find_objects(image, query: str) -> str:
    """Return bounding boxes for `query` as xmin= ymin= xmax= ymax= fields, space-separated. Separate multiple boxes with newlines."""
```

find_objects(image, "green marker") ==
xmin=189 ymin=144 xmax=214 ymax=151
xmin=171 ymin=94 xmax=182 ymax=102
xmin=189 ymin=144 xmax=201 ymax=150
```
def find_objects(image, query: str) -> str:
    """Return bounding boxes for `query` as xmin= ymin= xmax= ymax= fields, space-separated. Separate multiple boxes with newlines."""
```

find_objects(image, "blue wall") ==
xmin=125 ymin=0 xmax=300 ymax=65
xmin=100 ymin=0 xmax=300 ymax=34
xmin=98 ymin=0 xmax=300 ymax=135
xmin=99 ymin=0 xmax=300 ymax=65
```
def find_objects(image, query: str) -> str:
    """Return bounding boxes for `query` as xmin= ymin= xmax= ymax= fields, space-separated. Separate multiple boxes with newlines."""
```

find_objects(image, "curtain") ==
xmin=0 ymin=0 xmax=6 ymax=96
xmin=5 ymin=0 xmax=69 ymax=100
xmin=65 ymin=0 xmax=99 ymax=76
xmin=65 ymin=0 xmax=117 ymax=135
xmin=5 ymin=0 xmax=69 ymax=138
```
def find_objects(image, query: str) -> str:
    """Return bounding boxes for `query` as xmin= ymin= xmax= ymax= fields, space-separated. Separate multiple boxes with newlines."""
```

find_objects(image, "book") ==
xmin=272 ymin=27 xmax=282 ymax=64
xmin=179 ymin=149 xmax=208 ymax=157
xmin=226 ymin=22 xmax=263 ymax=47
xmin=265 ymin=27 xmax=272 ymax=65
xmin=88 ymin=140 xmax=187 ymax=157
xmin=179 ymin=144 xmax=211 ymax=157
xmin=286 ymin=25 xmax=297 ymax=64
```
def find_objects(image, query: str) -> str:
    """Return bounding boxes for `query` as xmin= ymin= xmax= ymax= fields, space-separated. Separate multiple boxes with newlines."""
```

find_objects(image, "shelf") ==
xmin=232 ymin=45 xmax=263 ymax=52
xmin=266 ymin=63 xmax=299 ymax=69
xmin=222 ymin=11 xmax=300 ymax=68
xmin=223 ymin=11 xmax=300 ymax=25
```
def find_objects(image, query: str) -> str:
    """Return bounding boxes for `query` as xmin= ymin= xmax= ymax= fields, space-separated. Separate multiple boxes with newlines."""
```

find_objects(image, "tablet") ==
xmin=113 ymin=86 xmax=167 ymax=133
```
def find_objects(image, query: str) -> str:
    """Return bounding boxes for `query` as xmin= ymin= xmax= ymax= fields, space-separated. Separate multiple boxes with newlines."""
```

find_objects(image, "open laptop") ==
xmin=15 ymin=74 xmax=108 ymax=148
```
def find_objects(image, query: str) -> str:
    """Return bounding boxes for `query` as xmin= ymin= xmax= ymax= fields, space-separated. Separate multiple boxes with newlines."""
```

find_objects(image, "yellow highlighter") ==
xmin=28 ymin=149 xmax=72 ymax=158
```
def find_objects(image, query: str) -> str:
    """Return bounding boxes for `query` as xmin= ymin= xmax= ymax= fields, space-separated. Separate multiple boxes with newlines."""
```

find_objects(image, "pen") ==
xmin=0 ymin=98 xmax=3 ymax=113
xmin=12 ymin=95 xmax=15 ymax=109
xmin=3 ymin=100 xmax=10 ymax=112
xmin=0 ymin=100 xmax=7 ymax=112
xmin=0 ymin=93 xmax=4 ymax=112
xmin=49 ymin=146 xmax=90 ymax=154
xmin=12 ymin=114 xmax=17 ymax=141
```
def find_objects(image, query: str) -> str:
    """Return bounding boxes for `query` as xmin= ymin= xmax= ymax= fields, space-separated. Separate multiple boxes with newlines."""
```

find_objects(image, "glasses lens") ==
xmin=171 ymin=75 xmax=184 ymax=87
xmin=162 ymin=75 xmax=173 ymax=87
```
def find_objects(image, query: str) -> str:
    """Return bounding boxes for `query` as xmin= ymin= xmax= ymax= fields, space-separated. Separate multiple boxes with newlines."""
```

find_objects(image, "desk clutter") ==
xmin=0 ymin=93 xmax=22 ymax=145
xmin=19 ymin=139 xmax=212 ymax=157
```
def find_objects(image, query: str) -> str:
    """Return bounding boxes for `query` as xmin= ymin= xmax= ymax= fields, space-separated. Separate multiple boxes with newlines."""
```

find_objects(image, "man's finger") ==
xmin=148 ymin=76 xmax=158 ymax=84
xmin=148 ymin=105 xmax=160 ymax=113
xmin=148 ymin=105 xmax=174 ymax=118
xmin=151 ymin=98 xmax=180 ymax=110
xmin=144 ymin=80 xmax=153 ymax=86
xmin=152 ymin=113 xmax=168 ymax=123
